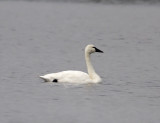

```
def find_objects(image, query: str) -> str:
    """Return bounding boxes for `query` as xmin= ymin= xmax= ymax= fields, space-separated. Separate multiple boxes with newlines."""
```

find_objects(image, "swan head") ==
xmin=85 ymin=44 xmax=103 ymax=54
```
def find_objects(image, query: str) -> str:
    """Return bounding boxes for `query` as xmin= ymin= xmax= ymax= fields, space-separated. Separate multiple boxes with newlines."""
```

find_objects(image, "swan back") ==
xmin=40 ymin=70 xmax=95 ymax=83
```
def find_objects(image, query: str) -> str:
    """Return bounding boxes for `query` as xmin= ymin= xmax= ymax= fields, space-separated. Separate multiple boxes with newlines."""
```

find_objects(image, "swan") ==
xmin=40 ymin=44 xmax=103 ymax=84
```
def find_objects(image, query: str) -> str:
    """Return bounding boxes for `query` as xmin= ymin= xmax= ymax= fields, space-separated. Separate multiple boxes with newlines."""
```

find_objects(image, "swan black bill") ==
xmin=94 ymin=47 xmax=103 ymax=53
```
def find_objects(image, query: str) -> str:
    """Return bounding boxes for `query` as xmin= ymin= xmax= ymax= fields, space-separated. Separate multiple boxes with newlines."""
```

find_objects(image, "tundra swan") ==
xmin=40 ymin=44 xmax=103 ymax=83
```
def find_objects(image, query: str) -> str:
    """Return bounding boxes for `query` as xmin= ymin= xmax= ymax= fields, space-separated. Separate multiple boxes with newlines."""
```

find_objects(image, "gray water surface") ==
xmin=0 ymin=1 xmax=160 ymax=123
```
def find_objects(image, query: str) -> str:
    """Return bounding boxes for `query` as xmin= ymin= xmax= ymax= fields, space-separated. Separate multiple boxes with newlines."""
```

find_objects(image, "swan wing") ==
xmin=40 ymin=70 xmax=91 ymax=83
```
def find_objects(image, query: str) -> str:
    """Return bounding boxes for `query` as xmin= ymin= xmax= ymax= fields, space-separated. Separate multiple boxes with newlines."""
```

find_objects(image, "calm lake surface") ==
xmin=0 ymin=1 xmax=160 ymax=123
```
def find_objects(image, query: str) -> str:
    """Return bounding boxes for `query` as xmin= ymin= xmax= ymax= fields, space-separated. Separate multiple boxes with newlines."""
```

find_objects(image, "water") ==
xmin=1 ymin=0 xmax=160 ymax=4
xmin=0 ymin=1 xmax=160 ymax=123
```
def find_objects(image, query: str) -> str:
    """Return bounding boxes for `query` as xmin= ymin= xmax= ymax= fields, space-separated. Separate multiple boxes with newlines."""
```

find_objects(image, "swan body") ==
xmin=40 ymin=44 xmax=103 ymax=84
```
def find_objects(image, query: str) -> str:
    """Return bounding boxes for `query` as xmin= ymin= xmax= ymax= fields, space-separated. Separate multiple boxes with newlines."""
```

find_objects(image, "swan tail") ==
xmin=39 ymin=76 xmax=50 ymax=82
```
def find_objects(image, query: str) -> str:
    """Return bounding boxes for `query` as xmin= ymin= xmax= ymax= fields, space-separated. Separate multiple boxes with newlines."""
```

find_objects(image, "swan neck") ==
xmin=85 ymin=52 xmax=96 ymax=77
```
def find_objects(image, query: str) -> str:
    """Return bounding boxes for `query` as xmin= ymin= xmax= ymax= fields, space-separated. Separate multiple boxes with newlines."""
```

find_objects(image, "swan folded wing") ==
xmin=56 ymin=71 xmax=91 ymax=83
xmin=41 ymin=70 xmax=91 ymax=83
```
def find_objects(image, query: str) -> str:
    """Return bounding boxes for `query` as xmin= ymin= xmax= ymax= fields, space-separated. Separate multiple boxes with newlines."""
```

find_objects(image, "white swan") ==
xmin=40 ymin=44 xmax=103 ymax=84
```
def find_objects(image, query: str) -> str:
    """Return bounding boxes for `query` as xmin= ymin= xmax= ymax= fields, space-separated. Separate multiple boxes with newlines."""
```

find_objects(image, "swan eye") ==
xmin=92 ymin=47 xmax=96 ymax=52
